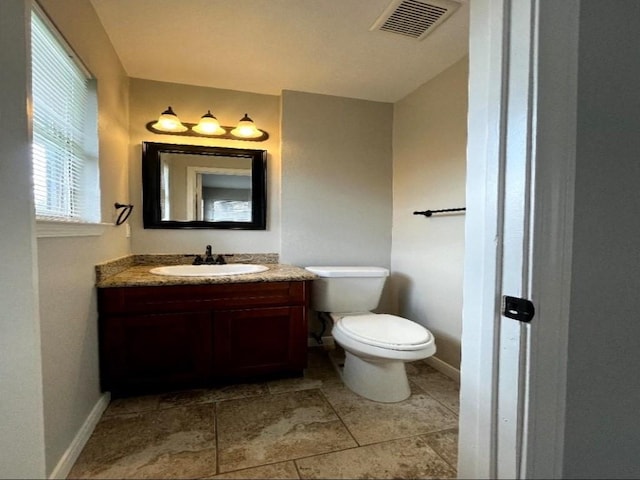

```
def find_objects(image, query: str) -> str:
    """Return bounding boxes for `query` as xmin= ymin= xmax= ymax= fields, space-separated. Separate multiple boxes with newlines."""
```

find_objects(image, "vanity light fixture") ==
xmin=146 ymin=106 xmax=269 ymax=142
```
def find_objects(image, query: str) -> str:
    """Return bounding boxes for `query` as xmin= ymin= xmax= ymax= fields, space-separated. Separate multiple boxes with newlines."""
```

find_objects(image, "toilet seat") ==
xmin=335 ymin=314 xmax=433 ymax=351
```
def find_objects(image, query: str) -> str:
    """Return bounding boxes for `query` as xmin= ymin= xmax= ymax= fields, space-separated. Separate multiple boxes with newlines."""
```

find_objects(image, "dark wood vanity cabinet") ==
xmin=98 ymin=281 xmax=310 ymax=395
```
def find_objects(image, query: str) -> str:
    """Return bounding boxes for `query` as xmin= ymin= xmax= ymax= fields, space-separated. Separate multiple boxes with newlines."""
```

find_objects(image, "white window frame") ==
xmin=31 ymin=4 xmax=108 ymax=238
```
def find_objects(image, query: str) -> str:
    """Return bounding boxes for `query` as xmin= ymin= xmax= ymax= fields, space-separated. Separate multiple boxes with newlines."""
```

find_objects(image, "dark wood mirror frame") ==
xmin=142 ymin=141 xmax=267 ymax=229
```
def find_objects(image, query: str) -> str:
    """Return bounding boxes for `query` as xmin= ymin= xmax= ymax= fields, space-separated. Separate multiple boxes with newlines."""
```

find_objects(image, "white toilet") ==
xmin=305 ymin=266 xmax=436 ymax=403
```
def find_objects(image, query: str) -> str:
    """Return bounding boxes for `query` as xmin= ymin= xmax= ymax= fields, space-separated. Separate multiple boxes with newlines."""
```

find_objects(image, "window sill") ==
xmin=36 ymin=220 xmax=112 ymax=238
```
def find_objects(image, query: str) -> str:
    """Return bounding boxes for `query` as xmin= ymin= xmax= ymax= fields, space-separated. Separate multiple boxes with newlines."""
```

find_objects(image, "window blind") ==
xmin=207 ymin=200 xmax=252 ymax=222
xmin=31 ymin=9 xmax=90 ymax=221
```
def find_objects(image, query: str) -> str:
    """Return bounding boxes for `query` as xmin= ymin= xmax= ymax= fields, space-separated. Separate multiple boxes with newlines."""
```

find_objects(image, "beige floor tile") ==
xmin=208 ymin=461 xmax=300 ymax=479
xmin=158 ymin=382 xmax=270 ymax=408
xmin=72 ymin=350 xmax=459 ymax=479
xmin=322 ymin=384 xmax=458 ymax=445
xmin=216 ymin=389 xmax=357 ymax=473
xmin=266 ymin=374 xmax=323 ymax=394
xmin=422 ymin=429 xmax=459 ymax=468
xmin=103 ymin=394 xmax=161 ymax=416
xmin=295 ymin=435 xmax=456 ymax=479
xmin=267 ymin=360 xmax=343 ymax=394
xmin=407 ymin=364 xmax=460 ymax=413
xmin=68 ymin=405 xmax=216 ymax=479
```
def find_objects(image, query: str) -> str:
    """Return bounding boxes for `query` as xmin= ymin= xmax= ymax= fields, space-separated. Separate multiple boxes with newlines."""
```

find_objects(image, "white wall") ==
xmin=30 ymin=0 xmax=131 ymax=474
xmin=280 ymin=90 xmax=393 ymax=273
xmin=128 ymin=78 xmax=281 ymax=255
xmin=0 ymin=1 xmax=47 ymax=477
xmin=563 ymin=1 xmax=640 ymax=477
xmin=391 ymin=58 xmax=468 ymax=369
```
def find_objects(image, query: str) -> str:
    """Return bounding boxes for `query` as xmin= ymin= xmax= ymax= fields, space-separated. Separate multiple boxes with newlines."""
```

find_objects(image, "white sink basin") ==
xmin=149 ymin=264 xmax=268 ymax=277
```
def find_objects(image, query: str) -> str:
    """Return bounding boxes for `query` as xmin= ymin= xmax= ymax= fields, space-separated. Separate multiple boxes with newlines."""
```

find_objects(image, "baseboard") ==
xmin=49 ymin=392 xmax=110 ymax=479
xmin=425 ymin=356 xmax=460 ymax=382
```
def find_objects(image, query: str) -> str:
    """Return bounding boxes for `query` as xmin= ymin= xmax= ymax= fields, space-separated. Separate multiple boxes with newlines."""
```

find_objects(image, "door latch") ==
xmin=502 ymin=296 xmax=535 ymax=323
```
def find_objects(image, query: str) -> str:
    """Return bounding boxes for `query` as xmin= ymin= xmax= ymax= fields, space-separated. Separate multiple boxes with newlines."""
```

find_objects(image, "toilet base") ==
xmin=341 ymin=351 xmax=411 ymax=403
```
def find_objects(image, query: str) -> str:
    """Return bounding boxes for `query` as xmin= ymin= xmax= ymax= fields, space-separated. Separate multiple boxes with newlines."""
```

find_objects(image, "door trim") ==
xmin=458 ymin=0 xmax=510 ymax=477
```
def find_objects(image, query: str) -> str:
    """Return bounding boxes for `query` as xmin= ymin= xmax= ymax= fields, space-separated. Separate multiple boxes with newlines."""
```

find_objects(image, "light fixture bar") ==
xmin=147 ymin=107 xmax=269 ymax=142
xmin=146 ymin=121 xmax=269 ymax=141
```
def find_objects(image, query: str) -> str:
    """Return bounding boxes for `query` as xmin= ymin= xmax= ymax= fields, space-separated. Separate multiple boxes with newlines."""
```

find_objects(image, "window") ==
xmin=206 ymin=200 xmax=252 ymax=222
xmin=31 ymin=6 xmax=99 ymax=223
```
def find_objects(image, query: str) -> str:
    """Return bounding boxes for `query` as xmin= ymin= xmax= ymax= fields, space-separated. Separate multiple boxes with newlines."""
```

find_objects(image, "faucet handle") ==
xmin=192 ymin=255 xmax=204 ymax=265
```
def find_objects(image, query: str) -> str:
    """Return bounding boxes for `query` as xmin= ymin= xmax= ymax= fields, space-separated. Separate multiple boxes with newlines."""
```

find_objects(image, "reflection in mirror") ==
xmin=192 ymin=170 xmax=252 ymax=222
xmin=160 ymin=153 xmax=252 ymax=222
xmin=143 ymin=142 xmax=266 ymax=229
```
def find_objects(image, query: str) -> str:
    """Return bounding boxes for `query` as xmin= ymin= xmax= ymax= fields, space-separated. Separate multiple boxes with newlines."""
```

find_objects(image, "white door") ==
xmin=459 ymin=1 xmax=579 ymax=478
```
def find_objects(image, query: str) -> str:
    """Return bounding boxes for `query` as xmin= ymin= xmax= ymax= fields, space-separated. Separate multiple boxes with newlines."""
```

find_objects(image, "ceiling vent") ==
xmin=370 ymin=0 xmax=461 ymax=41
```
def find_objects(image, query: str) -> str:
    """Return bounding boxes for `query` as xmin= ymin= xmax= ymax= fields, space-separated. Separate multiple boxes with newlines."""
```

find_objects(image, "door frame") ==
xmin=458 ymin=1 xmax=579 ymax=478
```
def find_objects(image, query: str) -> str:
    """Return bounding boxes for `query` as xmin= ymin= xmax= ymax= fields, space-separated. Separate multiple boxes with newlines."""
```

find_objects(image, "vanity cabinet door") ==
xmin=212 ymin=306 xmax=307 ymax=378
xmin=100 ymin=311 xmax=211 ymax=394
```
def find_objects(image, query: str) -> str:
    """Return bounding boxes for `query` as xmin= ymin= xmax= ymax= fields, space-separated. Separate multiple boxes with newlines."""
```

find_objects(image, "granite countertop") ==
xmin=95 ymin=253 xmax=316 ymax=288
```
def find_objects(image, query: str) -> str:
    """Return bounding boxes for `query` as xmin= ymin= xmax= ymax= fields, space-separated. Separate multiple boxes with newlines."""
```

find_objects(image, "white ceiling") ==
xmin=90 ymin=0 xmax=469 ymax=103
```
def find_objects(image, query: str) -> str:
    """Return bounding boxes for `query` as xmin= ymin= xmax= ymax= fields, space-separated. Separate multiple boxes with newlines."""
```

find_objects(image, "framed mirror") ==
xmin=142 ymin=142 xmax=267 ymax=229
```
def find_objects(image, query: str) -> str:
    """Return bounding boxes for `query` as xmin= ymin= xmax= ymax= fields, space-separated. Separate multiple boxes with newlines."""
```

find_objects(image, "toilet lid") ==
xmin=337 ymin=314 xmax=432 ymax=351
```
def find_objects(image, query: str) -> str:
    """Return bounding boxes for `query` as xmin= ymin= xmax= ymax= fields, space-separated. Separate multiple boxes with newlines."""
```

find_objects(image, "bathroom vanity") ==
xmin=96 ymin=255 xmax=315 ymax=396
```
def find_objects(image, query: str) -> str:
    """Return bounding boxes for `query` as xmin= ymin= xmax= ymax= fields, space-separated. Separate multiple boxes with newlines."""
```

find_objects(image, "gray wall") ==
xmin=280 ymin=90 xmax=393 ymax=276
xmin=391 ymin=58 xmax=468 ymax=369
xmin=563 ymin=1 xmax=640 ymax=477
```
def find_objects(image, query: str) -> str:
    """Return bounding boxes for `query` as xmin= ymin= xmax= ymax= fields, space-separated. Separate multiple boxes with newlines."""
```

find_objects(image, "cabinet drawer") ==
xmin=99 ymin=281 xmax=308 ymax=314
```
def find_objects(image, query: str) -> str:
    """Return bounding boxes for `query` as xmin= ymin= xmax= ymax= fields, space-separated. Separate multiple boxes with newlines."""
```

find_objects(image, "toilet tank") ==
xmin=304 ymin=266 xmax=389 ymax=313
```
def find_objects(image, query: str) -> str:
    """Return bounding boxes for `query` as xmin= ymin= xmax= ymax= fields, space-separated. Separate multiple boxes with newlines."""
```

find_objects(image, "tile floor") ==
xmin=68 ymin=347 xmax=460 ymax=479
